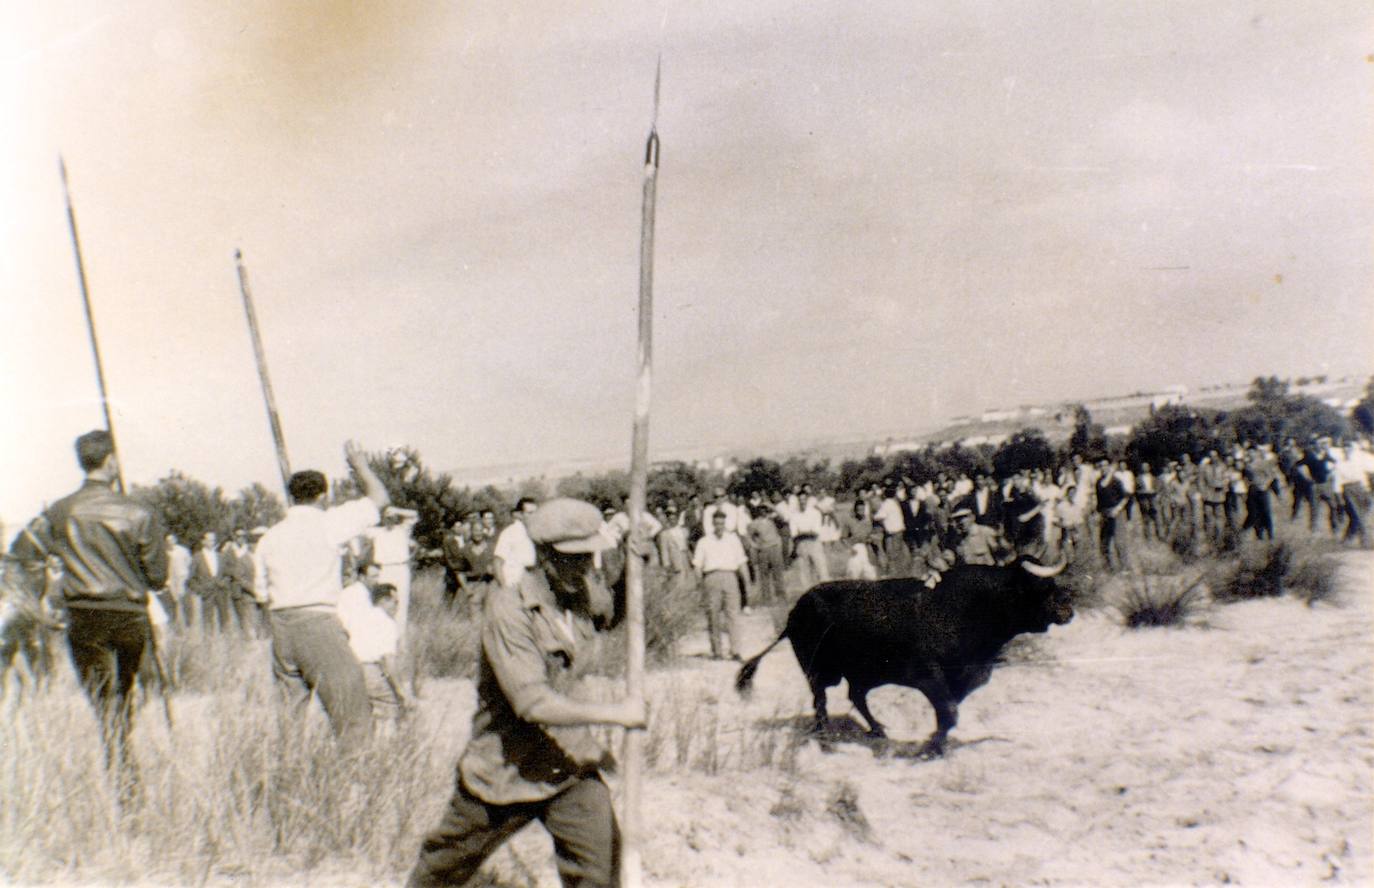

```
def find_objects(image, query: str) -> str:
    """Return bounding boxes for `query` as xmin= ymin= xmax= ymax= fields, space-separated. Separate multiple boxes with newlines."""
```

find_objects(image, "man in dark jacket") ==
xmin=34 ymin=430 xmax=168 ymax=789
xmin=1095 ymin=460 xmax=1129 ymax=570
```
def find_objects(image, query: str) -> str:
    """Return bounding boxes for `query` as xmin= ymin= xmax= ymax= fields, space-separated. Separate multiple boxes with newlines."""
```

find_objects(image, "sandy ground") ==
xmin=446 ymin=551 xmax=1372 ymax=888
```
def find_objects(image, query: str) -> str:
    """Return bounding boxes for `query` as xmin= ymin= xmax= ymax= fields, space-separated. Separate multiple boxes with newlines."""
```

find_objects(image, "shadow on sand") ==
xmin=753 ymin=713 xmax=1009 ymax=759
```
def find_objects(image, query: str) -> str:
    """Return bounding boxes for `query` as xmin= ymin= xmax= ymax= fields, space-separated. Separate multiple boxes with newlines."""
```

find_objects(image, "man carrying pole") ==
xmin=53 ymin=156 xmax=175 ymax=762
xmin=26 ymin=431 xmax=168 ymax=802
xmin=406 ymin=499 xmax=645 ymax=887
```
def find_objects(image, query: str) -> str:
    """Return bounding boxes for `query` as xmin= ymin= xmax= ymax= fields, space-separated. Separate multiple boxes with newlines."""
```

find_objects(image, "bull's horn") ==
xmin=1022 ymin=559 xmax=1067 ymax=578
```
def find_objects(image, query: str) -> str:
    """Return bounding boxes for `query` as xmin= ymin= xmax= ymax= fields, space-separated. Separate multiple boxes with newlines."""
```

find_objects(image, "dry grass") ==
xmin=407 ymin=568 xmax=481 ymax=681
xmin=0 ymin=662 xmax=456 ymax=886
xmin=1208 ymin=534 xmax=1341 ymax=605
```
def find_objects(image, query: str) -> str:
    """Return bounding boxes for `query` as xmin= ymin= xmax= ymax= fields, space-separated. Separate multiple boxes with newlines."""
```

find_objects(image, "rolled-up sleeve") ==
xmin=482 ymin=594 xmax=553 ymax=720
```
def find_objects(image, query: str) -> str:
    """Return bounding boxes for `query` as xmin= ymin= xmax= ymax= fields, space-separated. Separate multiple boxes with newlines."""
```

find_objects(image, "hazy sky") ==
xmin=3 ymin=0 xmax=1371 ymax=526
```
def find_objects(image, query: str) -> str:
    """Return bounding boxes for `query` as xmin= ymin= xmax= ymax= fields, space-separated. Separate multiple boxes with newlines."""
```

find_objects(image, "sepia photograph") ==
xmin=2 ymin=2 xmax=1372 ymax=886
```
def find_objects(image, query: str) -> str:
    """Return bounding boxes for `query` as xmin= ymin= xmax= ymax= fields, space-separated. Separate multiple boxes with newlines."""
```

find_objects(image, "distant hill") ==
xmin=444 ymin=375 xmax=1369 ymax=488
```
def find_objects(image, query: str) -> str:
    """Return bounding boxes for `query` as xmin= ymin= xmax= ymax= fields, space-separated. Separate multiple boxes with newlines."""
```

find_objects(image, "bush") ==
xmin=1210 ymin=541 xmax=1290 ymax=602
xmin=1276 ymin=537 xmax=1342 ymax=606
xmin=1208 ymin=537 xmax=1340 ymax=605
xmin=1114 ymin=575 xmax=1204 ymax=629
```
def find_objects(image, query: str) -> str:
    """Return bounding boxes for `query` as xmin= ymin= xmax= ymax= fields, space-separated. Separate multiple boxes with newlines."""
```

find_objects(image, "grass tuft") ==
xmin=825 ymin=780 xmax=872 ymax=842
xmin=1115 ymin=574 xmax=1204 ymax=629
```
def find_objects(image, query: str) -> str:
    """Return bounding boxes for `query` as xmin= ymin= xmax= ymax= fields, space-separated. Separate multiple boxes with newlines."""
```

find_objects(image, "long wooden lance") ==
xmin=60 ymin=156 xmax=174 ymax=727
xmin=621 ymin=57 xmax=660 ymax=888
xmin=234 ymin=249 xmax=293 ymax=498
xmin=60 ymin=156 xmax=124 ymax=493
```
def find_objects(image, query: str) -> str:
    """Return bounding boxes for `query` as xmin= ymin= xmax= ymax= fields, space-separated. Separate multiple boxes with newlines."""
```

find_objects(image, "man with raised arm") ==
xmin=253 ymin=441 xmax=389 ymax=742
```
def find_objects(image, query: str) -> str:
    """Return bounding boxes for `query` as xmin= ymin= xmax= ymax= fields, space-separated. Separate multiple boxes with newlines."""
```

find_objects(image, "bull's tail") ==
xmin=735 ymin=630 xmax=789 ymax=698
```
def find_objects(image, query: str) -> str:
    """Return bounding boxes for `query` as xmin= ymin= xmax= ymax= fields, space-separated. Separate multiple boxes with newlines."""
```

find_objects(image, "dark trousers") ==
xmin=1342 ymin=485 xmax=1369 ymax=546
xmin=1245 ymin=489 xmax=1274 ymax=540
xmin=753 ymin=544 xmax=786 ymax=603
xmin=1290 ymin=479 xmax=1314 ymax=521
xmin=66 ymin=608 xmax=148 ymax=781
xmin=1135 ymin=493 xmax=1160 ymax=539
xmin=410 ymin=774 xmax=618 ymax=888
xmin=268 ymin=608 xmax=372 ymax=743
xmin=1313 ymin=481 xmax=1343 ymax=532
xmin=1098 ymin=513 xmax=1125 ymax=569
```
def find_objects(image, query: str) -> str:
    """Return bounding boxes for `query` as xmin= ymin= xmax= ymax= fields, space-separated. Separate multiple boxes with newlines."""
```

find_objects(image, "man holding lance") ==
xmin=408 ymin=498 xmax=646 ymax=888
xmin=23 ymin=430 xmax=168 ymax=798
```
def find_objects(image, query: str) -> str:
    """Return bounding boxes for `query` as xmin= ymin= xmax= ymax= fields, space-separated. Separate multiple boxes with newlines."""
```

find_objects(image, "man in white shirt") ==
xmin=692 ymin=511 xmax=750 ymax=660
xmin=788 ymin=494 xmax=830 ymax=588
xmin=1333 ymin=441 xmax=1374 ymax=547
xmin=164 ymin=534 xmax=192 ymax=629
xmin=493 ymin=497 xmax=538 ymax=588
xmin=345 ymin=582 xmax=411 ymax=731
xmin=873 ymin=485 xmax=908 ymax=576
xmin=254 ymin=441 xmax=389 ymax=742
xmin=702 ymin=487 xmax=742 ymax=536
xmin=364 ymin=506 xmax=418 ymax=628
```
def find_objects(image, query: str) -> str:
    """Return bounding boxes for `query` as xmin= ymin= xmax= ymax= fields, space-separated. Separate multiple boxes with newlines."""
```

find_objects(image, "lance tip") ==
xmin=652 ymin=55 xmax=662 ymax=129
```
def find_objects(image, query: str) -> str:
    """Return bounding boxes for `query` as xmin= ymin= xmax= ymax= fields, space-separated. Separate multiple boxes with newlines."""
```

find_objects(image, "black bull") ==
xmin=735 ymin=559 xmax=1073 ymax=758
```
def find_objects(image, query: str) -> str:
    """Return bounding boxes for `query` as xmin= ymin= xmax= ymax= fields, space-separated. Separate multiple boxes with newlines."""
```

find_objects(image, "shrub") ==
xmin=1114 ymin=575 xmax=1204 ymax=629
xmin=1208 ymin=536 xmax=1341 ymax=605
xmin=1210 ymin=541 xmax=1290 ymax=602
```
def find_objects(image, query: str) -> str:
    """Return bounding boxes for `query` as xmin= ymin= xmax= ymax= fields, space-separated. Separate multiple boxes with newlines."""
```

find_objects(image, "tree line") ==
xmin=132 ymin=375 xmax=1373 ymax=559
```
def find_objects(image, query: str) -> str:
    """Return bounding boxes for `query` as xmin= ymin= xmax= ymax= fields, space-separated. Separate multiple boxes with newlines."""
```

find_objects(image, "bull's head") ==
xmin=1019 ymin=557 xmax=1075 ymax=626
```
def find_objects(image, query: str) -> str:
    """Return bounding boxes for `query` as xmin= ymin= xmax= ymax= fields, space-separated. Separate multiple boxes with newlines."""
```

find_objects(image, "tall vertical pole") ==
xmin=621 ymin=58 xmax=660 ymax=888
xmin=61 ymin=156 xmax=174 ymax=725
xmin=60 ymin=156 xmax=124 ymax=493
xmin=234 ymin=249 xmax=293 ymax=498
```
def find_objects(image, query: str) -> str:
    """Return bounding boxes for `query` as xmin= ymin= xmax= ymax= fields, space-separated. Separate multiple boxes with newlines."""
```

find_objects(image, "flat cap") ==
xmin=525 ymin=498 xmax=617 ymax=553
xmin=951 ymin=507 xmax=974 ymax=519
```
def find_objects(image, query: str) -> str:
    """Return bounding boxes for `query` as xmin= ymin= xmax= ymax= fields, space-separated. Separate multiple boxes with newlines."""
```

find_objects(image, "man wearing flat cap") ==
xmin=409 ymin=497 xmax=646 ymax=888
xmin=951 ymin=507 xmax=1004 ymax=566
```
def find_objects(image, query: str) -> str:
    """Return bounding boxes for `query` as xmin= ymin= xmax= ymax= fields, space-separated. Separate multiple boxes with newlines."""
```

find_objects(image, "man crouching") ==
xmin=408 ymin=498 xmax=646 ymax=888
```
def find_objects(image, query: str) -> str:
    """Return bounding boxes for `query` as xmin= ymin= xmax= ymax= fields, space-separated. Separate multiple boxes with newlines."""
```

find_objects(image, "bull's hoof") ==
xmin=915 ymin=740 xmax=945 ymax=760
